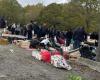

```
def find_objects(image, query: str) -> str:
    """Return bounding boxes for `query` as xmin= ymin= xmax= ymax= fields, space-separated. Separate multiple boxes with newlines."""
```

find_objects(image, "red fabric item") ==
xmin=63 ymin=51 xmax=69 ymax=60
xmin=51 ymin=50 xmax=61 ymax=55
xmin=58 ymin=38 xmax=65 ymax=44
xmin=40 ymin=49 xmax=51 ymax=63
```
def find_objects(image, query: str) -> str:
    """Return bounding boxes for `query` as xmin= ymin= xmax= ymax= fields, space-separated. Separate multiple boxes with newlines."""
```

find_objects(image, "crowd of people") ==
xmin=0 ymin=19 xmax=99 ymax=60
xmin=0 ymin=15 xmax=99 ymax=71
xmin=6 ymin=21 xmax=89 ymax=49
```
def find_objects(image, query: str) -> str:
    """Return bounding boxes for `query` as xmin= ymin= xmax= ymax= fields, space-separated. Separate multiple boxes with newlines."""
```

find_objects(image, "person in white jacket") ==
xmin=40 ymin=38 xmax=50 ymax=45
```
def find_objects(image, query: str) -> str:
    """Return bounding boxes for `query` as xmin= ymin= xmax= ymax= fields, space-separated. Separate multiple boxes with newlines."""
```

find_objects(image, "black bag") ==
xmin=79 ymin=45 xmax=96 ymax=60
xmin=29 ymin=39 xmax=40 ymax=48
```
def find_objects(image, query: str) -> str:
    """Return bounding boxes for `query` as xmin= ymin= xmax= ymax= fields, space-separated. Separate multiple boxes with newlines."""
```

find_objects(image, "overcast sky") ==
xmin=17 ymin=0 xmax=69 ymax=7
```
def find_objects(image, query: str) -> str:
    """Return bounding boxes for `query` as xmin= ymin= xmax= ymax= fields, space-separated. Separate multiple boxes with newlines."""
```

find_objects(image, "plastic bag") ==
xmin=51 ymin=54 xmax=72 ymax=70
xmin=32 ymin=49 xmax=41 ymax=60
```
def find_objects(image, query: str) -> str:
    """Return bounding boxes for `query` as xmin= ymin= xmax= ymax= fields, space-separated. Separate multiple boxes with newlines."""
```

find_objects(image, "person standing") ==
xmin=23 ymin=25 xmax=27 ymax=37
xmin=0 ymin=17 xmax=6 ymax=28
xmin=33 ymin=21 xmax=39 ymax=36
xmin=41 ymin=23 xmax=48 ymax=38
xmin=73 ymin=27 xmax=86 ymax=49
xmin=27 ymin=22 xmax=33 ymax=40
xmin=11 ymin=23 xmax=16 ymax=34
xmin=15 ymin=24 xmax=21 ymax=35
xmin=65 ymin=29 xmax=73 ymax=46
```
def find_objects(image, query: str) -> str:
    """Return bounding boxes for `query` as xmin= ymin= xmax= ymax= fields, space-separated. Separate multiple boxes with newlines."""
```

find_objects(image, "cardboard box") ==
xmin=0 ymin=38 xmax=8 ymax=45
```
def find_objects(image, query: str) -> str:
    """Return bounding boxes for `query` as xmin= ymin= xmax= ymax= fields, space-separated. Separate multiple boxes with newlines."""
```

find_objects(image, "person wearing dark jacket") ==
xmin=48 ymin=27 xmax=57 ymax=38
xmin=37 ymin=25 xmax=42 ymax=38
xmin=7 ymin=24 xmax=12 ymax=31
xmin=41 ymin=27 xmax=47 ymax=37
xmin=23 ymin=25 xmax=27 ymax=36
xmin=0 ymin=17 xmax=6 ymax=28
xmin=48 ymin=28 xmax=53 ymax=38
xmin=15 ymin=24 xmax=21 ymax=35
xmin=73 ymin=27 xmax=86 ymax=49
xmin=56 ymin=30 xmax=60 ymax=37
xmin=11 ymin=23 xmax=16 ymax=34
xmin=65 ymin=29 xmax=73 ymax=46
xmin=33 ymin=22 xmax=39 ymax=36
xmin=27 ymin=23 xmax=33 ymax=40
xmin=40 ymin=23 xmax=48 ymax=37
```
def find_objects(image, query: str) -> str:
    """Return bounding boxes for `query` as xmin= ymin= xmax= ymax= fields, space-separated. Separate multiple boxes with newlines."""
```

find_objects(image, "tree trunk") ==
xmin=96 ymin=32 xmax=100 ymax=62
xmin=85 ymin=1 xmax=90 ymax=30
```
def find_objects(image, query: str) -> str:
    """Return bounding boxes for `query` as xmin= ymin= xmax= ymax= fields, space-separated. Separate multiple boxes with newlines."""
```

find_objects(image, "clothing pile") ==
xmin=32 ymin=49 xmax=72 ymax=70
